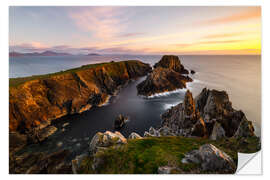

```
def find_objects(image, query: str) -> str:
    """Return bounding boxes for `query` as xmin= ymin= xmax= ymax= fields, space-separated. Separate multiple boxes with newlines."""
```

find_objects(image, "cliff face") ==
xmin=9 ymin=60 xmax=151 ymax=133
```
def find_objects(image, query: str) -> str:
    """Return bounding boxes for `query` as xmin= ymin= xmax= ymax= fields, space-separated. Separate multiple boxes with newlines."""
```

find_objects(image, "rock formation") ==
xmin=137 ymin=55 xmax=192 ymax=97
xmin=9 ymin=60 xmax=151 ymax=142
xmin=161 ymin=88 xmax=255 ymax=139
xmin=114 ymin=114 xmax=128 ymax=129
xmin=137 ymin=67 xmax=192 ymax=96
xmin=161 ymin=90 xmax=207 ymax=137
xmin=182 ymin=144 xmax=236 ymax=173
xmin=153 ymin=55 xmax=189 ymax=74
xmin=89 ymin=131 xmax=127 ymax=154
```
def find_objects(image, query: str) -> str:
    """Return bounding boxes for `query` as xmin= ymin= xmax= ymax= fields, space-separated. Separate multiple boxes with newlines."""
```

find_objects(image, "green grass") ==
xmin=78 ymin=136 xmax=260 ymax=174
xmin=9 ymin=62 xmax=111 ymax=88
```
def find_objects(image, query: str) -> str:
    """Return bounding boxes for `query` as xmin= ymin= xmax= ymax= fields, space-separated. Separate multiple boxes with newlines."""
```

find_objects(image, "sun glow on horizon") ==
xmin=9 ymin=6 xmax=261 ymax=55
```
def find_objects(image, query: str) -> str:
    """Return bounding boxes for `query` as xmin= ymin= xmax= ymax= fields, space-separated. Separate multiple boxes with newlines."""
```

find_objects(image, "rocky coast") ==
xmin=9 ymin=56 xmax=260 ymax=174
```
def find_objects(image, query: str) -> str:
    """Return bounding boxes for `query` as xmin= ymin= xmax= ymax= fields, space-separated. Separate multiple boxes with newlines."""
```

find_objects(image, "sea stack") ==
xmin=137 ymin=55 xmax=192 ymax=97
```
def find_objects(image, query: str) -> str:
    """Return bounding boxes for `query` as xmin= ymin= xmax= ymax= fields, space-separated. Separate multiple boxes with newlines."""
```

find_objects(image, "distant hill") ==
xmin=9 ymin=51 xmax=71 ymax=57
xmin=86 ymin=53 xmax=101 ymax=56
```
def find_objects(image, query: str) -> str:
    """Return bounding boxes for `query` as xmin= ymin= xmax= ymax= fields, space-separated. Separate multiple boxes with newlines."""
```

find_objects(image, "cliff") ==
xmin=153 ymin=55 xmax=189 ymax=74
xmin=9 ymin=60 xmax=151 ymax=134
xmin=137 ymin=55 xmax=192 ymax=96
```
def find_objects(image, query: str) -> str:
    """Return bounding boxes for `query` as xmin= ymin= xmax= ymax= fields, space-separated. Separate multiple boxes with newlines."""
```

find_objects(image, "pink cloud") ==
xmin=69 ymin=7 xmax=128 ymax=40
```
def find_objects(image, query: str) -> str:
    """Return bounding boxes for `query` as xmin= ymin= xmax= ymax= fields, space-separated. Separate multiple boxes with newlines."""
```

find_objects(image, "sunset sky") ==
xmin=9 ymin=6 xmax=261 ymax=55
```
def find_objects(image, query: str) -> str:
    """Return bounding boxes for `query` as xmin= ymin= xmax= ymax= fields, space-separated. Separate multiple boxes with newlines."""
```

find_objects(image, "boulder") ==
xmin=182 ymin=144 xmax=236 ymax=173
xmin=153 ymin=55 xmax=189 ymax=74
xmin=128 ymin=132 xmax=142 ymax=139
xmin=114 ymin=114 xmax=128 ymax=129
xmin=89 ymin=131 xmax=127 ymax=154
xmin=158 ymin=166 xmax=176 ymax=174
xmin=137 ymin=67 xmax=192 ymax=96
xmin=209 ymin=122 xmax=226 ymax=140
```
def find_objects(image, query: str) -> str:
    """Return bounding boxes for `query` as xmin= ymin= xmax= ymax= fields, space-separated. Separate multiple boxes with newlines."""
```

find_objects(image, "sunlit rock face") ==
xmin=9 ymin=60 xmax=151 ymax=135
xmin=153 ymin=55 xmax=189 ymax=74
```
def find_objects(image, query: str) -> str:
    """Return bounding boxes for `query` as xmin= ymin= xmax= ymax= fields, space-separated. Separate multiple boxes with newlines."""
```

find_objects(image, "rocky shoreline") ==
xmin=9 ymin=55 xmax=261 ymax=174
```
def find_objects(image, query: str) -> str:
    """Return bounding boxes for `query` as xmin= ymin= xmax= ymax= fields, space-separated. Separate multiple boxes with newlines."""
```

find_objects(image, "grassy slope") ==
xmin=9 ymin=60 xmax=141 ymax=87
xmin=79 ymin=136 xmax=260 ymax=174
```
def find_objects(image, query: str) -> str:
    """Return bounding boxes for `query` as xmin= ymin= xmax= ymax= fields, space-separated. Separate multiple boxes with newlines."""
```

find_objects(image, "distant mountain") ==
xmin=9 ymin=51 xmax=71 ymax=57
xmin=86 ymin=53 xmax=101 ymax=56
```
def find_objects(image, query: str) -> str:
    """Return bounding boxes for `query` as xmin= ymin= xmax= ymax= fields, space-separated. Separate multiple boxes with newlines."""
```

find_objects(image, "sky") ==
xmin=9 ymin=6 xmax=261 ymax=55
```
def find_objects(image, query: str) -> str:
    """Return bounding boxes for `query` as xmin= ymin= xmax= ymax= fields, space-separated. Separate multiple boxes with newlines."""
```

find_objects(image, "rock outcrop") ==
xmin=153 ymin=55 xmax=189 ymax=74
xmin=182 ymin=144 xmax=236 ymax=173
xmin=162 ymin=90 xmax=207 ymax=137
xmin=128 ymin=132 xmax=142 ymax=139
xmin=137 ymin=67 xmax=192 ymax=96
xmin=89 ymin=131 xmax=127 ymax=154
xmin=9 ymin=60 xmax=151 ymax=140
xmin=161 ymin=88 xmax=255 ymax=139
xmin=143 ymin=126 xmax=176 ymax=137
xmin=9 ymin=149 xmax=72 ymax=174
xmin=114 ymin=114 xmax=128 ymax=129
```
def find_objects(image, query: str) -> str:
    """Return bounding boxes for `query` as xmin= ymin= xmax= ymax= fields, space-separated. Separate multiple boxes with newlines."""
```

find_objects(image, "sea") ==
xmin=9 ymin=55 xmax=261 ymax=154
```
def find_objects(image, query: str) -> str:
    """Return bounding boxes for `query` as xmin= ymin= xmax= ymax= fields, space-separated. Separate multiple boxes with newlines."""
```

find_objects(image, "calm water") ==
xmin=9 ymin=55 xmax=261 ymax=154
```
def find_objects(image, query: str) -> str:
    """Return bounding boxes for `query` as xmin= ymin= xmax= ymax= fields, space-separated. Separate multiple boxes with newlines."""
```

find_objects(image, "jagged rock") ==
xmin=158 ymin=126 xmax=176 ymax=136
xmin=182 ymin=144 xmax=236 ymax=173
xmin=114 ymin=114 xmax=128 ymax=129
xmin=27 ymin=126 xmax=57 ymax=143
xmin=191 ymin=117 xmax=207 ymax=137
xmin=161 ymin=90 xmax=206 ymax=137
xmin=195 ymin=88 xmax=255 ymax=137
xmin=153 ymin=55 xmax=189 ymax=74
xmin=144 ymin=131 xmax=154 ymax=137
xmin=149 ymin=127 xmax=160 ymax=137
xmin=190 ymin=70 xmax=196 ymax=74
xmin=233 ymin=117 xmax=255 ymax=138
xmin=89 ymin=131 xmax=127 ymax=154
xmin=128 ymin=132 xmax=142 ymax=139
xmin=72 ymin=153 xmax=88 ymax=174
xmin=137 ymin=67 xmax=192 ymax=96
xmin=210 ymin=122 xmax=226 ymax=140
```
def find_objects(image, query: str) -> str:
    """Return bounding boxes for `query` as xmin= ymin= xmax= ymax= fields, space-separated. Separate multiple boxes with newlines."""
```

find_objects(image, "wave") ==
xmin=163 ymin=101 xmax=182 ymax=110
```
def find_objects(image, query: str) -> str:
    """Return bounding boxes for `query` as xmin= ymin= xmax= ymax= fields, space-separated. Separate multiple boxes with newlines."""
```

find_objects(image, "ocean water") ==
xmin=9 ymin=55 xmax=261 ymax=153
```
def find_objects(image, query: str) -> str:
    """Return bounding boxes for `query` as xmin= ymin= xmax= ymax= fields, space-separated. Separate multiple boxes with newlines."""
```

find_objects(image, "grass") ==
xmin=9 ymin=60 xmax=143 ymax=88
xmin=78 ymin=136 xmax=260 ymax=174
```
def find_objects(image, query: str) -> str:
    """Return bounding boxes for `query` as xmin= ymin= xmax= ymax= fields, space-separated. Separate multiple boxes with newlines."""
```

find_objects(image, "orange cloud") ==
xmin=203 ymin=32 xmax=245 ymax=39
xmin=200 ymin=8 xmax=261 ymax=25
